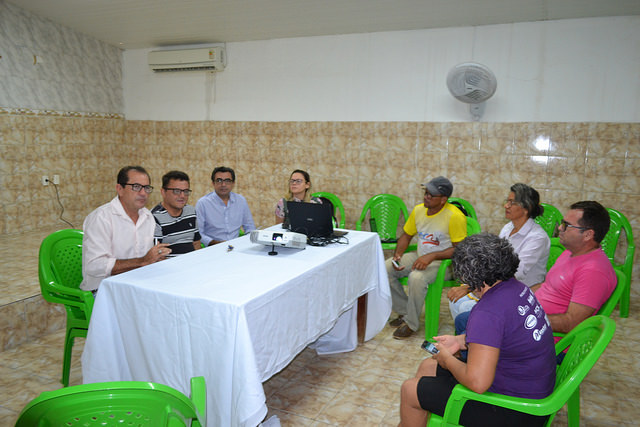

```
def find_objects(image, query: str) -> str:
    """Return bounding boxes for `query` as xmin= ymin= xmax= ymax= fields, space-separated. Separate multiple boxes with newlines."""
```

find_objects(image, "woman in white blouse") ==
xmin=447 ymin=183 xmax=550 ymax=332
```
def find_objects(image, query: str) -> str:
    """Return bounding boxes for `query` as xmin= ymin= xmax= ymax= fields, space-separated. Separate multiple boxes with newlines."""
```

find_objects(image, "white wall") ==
xmin=0 ymin=1 xmax=123 ymax=114
xmin=123 ymin=16 xmax=640 ymax=122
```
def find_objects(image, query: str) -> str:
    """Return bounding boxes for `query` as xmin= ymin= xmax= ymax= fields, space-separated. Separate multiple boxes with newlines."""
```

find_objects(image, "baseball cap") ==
xmin=422 ymin=176 xmax=453 ymax=197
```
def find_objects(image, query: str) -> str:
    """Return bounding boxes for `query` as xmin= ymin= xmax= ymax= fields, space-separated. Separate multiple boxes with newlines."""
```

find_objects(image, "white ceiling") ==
xmin=10 ymin=0 xmax=640 ymax=49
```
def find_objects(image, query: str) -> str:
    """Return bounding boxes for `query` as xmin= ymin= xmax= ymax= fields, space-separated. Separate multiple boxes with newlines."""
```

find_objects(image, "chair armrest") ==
xmin=442 ymin=384 xmax=552 ymax=424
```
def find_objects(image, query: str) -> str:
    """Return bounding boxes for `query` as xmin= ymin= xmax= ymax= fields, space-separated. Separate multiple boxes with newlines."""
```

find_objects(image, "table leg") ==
xmin=357 ymin=294 xmax=368 ymax=343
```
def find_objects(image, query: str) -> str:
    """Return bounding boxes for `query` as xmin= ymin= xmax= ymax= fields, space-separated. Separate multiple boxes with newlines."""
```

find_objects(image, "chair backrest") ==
xmin=355 ymin=194 xmax=409 ymax=242
xmin=535 ymin=203 xmax=563 ymax=238
xmin=554 ymin=316 xmax=615 ymax=397
xmin=15 ymin=377 xmax=206 ymax=427
xmin=546 ymin=237 xmax=566 ymax=271
xmin=39 ymin=229 xmax=93 ymax=321
xmin=597 ymin=268 xmax=625 ymax=317
xmin=311 ymin=191 xmax=346 ymax=228
xmin=601 ymin=208 xmax=635 ymax=269
xmin=447 ymin=197 xmax=478 ymax=221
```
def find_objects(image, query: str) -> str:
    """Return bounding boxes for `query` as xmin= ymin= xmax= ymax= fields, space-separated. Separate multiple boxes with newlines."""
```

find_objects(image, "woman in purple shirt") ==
xmin=399 ymin=233 xmax=556 ymax=427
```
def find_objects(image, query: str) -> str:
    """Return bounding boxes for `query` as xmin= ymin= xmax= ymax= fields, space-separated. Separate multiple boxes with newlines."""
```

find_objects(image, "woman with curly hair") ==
xmin=399 ymin=233 xmax=556 ymax=427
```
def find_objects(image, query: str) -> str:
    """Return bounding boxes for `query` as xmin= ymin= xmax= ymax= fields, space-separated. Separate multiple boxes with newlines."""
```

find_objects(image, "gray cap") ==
xmin=422 ymin=176 xmax=453 ymax=197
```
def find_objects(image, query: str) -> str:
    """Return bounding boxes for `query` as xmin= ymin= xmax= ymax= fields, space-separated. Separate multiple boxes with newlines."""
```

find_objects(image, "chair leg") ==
xmin=566 ymin=389 xmax=580 ymax=427
xmin=62 ymin=328 xmax=74 ymax=387
xmin=620 ymin=280 xmax=630 ymax=318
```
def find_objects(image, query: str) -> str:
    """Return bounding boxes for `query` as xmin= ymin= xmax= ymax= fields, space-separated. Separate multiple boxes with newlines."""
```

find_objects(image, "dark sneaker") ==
xmin=389 ymin=316 xmax=405 ymax=327
xmin=393 ymin=324 xmax=415 ymax=339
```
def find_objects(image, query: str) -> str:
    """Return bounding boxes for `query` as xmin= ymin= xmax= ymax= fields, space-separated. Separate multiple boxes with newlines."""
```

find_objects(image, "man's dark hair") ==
xmin=162 ymin=170 xmax=190 ymax=188
xmin=570 ymin=201 xmax=610 ymax=243
xmin=510 ymin=183 xmax=543 ymax=219
xmin=117 ymin=166 xmax=149 ymax=187
xmin=452 ymin=233 xmax=520 ymax=292
xmin=211 ymin=166 xmax=235 ymax=182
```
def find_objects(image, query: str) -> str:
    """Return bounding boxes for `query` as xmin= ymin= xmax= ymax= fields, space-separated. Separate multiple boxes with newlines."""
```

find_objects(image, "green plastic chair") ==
xmin=600 ymin=208 xmax=634 ymax=318
xmin=546 ymin=237 xmax=565 ymax=270
xmin=356 ymin=194 xmax=409 ymax=250
xmin=447 ymin=197 xmax=478 ymax=221
xmin=15 ymin=376 xmax=206 ymax=427
xmin=423 ymin=217 xmax=481 ymax=341
xmin=427 ymin=315 xmax=616 ymax=427
xmin=311 ymin=191 xmax=346 ymax=228
xmin=535 ymin=203 xmax=563 ymax=238
xmin=39 ymin=229 xmax=94 ymax=387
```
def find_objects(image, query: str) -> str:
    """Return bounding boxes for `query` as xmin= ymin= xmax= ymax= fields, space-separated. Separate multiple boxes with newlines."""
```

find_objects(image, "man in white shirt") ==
xmin=81 ymin=166 xmax=171 ymax=292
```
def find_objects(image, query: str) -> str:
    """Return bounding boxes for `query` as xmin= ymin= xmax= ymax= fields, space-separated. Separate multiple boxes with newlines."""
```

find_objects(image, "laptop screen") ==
xmin=286 ymin=201 xmax=334 ymax=238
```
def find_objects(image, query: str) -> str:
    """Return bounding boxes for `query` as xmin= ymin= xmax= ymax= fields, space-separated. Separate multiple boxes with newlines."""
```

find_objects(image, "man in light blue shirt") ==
xmin=196 ymin=166 xmax=256 ymax=246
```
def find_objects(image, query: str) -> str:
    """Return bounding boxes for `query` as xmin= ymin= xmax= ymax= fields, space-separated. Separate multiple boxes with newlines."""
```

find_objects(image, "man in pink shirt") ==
xmin=532 ymin=201 xmax=616 ymax=335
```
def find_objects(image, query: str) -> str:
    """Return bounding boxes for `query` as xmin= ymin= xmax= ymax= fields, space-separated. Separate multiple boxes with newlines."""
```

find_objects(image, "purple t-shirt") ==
xmin=466 ymin=278 xmax=556 ymax=399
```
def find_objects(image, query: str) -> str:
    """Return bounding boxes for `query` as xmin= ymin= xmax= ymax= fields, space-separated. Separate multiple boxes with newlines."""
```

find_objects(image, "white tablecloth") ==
xmin=81 ymin=228 xmax=391 ymax=427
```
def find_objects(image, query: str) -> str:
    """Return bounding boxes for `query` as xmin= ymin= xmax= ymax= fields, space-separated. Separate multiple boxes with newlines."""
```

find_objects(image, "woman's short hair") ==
xmin=510 ymin=183 xmax=543 ymax=219
xmin=452 ymin=233 xmax=520 ymax=292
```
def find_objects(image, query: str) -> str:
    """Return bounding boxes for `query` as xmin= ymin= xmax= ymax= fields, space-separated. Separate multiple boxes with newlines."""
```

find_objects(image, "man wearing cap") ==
xmin=387 ymin=176 xmax=467 ymax=339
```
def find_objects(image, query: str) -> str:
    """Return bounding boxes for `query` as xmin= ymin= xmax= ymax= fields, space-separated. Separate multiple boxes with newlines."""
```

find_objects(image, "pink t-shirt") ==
xmin=535 ymin=248 xmax=616 ymax=315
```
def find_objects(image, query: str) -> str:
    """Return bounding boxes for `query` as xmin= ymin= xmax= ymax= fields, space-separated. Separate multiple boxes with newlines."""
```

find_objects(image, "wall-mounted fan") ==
xmin=446 ymin=62 xmax=497 ymax=121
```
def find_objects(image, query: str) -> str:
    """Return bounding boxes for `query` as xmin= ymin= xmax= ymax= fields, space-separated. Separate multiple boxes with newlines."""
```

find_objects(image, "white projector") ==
xmin=250 ymin=230 xmax=307 ymax=249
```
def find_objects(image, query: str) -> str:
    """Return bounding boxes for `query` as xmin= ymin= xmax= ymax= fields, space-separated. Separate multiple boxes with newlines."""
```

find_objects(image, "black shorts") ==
xmin=416 ymin=365 xmax=548 ymax=427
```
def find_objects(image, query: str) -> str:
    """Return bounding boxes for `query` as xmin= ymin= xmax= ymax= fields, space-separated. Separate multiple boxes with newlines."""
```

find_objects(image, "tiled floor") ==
xmin=1 ymin=303 xmax=639 ymax=426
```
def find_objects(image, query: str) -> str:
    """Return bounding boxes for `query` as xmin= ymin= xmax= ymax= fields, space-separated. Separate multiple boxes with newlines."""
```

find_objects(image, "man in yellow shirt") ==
xmin=387 ymin=176 xmax=467 ymax=339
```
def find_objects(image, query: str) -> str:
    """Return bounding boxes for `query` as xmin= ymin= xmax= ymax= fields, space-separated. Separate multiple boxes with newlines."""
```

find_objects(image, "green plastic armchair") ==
xmin=356 ymin=194 xmax=409 ymax=250
xmin=39 ymin=229 xmax=94 ymax=387
xmin=423 ymin=217 xmax=481 ymax=340
xmin=600 ymin=207 xmax=634 ymax=318
xmin=15 ymin=376 xmax=206 ymax=427
xmin=546 ymin=237 xmax=565 ymax=270
xmin=535 ymin=203 xmax=564 ymax=238
xmin=427 ymin=315 xmax=616 ymax=427
xmin=447 ymin=197 xmax=478 ymax=220
xmin=311 ymin=191 xmax=346 ymax=228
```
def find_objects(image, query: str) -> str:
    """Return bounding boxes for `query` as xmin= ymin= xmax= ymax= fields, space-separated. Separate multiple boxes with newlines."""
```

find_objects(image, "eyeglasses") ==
xmin=214 ymin=178 xmax=234 ymax=184
xmin=123 ymin=183 xmax=154 ymax=193
xmin=164 ymin=188 xmax=192 ymax=196
xmin=504 ymin=199 xmax=522 ymax=207
xmin=559 ymin=219 xmax=588 ymax=232
xmin=289 ymin=179 xmax=305 ymax=185
xmin=424 ymin=190 xmax=442 ymax=198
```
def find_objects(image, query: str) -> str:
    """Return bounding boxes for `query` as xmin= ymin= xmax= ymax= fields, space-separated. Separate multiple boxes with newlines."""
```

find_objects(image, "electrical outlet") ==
xmin=42 ymin=175 xmax=49 ymax=186
xmin=53 ymin=174 xmax=60 ymax=185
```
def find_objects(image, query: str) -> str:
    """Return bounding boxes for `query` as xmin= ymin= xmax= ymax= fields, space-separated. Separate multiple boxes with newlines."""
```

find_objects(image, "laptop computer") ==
xmin=286 ymin=201 xmax=348 ymax=240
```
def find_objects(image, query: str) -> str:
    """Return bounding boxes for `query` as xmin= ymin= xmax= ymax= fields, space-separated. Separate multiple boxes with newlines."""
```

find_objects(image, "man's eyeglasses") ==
xmin=289 ymin=179 xmax=305 ymax=185
xmin=559 ymin=219 xmax=588 ymax=232
xmin=424 ymin=190 xmax=443 ymax=198
xmin=214 ymin=178 xmax=234 ymax=184
xmin=164 ymin=188 xmax=192 ymax=196
xmin=504 ymin=199 xmax=522 ymax=207
xmin=123 ymin=183 xmax=153 ymax=193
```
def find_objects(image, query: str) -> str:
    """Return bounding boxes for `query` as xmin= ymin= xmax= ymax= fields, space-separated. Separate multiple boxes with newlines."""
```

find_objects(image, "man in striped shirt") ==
xmin=152 ymin=171 xmax=201 ymax=256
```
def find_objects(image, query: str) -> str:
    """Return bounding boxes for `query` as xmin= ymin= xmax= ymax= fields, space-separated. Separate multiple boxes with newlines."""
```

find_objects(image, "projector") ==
xmin=250 ymin=230 xmax=307 ymax=249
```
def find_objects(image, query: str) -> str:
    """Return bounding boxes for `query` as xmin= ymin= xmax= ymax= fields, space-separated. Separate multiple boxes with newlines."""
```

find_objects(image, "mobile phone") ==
xmin=421 ymin=340 xmax=439 ymax=354
xmin=391 ymin=259 xmax=400 ymax=269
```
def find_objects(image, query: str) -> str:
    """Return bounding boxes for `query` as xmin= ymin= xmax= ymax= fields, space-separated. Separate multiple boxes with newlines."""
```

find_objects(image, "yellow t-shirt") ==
xmin=404 ymin=202 xmax=467 ymax=256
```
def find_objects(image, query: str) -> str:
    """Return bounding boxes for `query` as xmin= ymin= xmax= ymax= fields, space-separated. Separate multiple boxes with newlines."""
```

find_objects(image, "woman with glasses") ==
xmin=275 ymin=169 xmax=322 ymax=227
xmin=448 ymin=183 xmax=550 ymax=333
xmin=399 ymin=233 xmax=556 ymax=427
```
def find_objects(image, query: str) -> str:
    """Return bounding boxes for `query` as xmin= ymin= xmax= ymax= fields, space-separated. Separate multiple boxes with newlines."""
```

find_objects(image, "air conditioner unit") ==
xmin=148 ymin=47 xmax=225 ymax=72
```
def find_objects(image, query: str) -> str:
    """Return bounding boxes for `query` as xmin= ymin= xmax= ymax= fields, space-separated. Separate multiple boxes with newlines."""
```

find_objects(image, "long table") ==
xmin=81 ymin=228 xmax=391 ymax=427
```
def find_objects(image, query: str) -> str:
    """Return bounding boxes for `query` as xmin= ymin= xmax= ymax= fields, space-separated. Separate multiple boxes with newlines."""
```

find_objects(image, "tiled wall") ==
xmin=1 ymin=112 xmax=638 ymax=350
